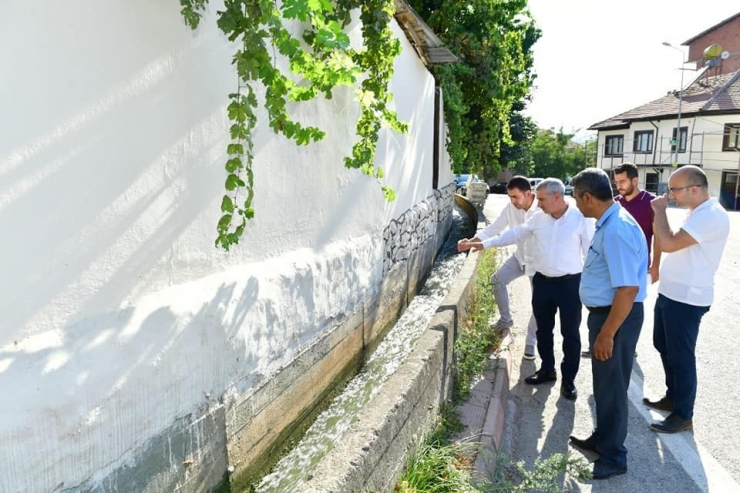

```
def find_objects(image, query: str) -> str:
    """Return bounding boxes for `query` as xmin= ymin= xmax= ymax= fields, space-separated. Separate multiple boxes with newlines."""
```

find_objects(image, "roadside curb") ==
xmin=450 ymin=199 xmax=514 ymax=479
xmin=472 ymin=327 xmax=512 ymax=476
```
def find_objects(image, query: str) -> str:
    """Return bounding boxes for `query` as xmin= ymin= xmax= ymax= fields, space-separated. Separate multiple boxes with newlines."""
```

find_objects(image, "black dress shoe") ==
xmin=561 ymin=380 xmax=577 ymax=400
xmin=592 ymin=460 xmax=627 ymax=480
xmin=643 ymin=396 xmax=673 ymax=412
xmin=525 ymin=369 xmax=557 ymax=385
xmin=569 ymin=434 xmax=597 ymax=453
xmin=649 ymin=413 xmax=693 ymax=433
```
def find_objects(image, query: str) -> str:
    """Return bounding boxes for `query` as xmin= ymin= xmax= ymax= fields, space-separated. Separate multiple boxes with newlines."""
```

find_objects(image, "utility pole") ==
xmin=663 ymin=42 xmax=686 ymax=168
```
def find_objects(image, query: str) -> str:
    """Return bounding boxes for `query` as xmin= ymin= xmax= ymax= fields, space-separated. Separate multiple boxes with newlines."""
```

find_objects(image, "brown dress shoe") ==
xmin=569 ymin=434 xmax=598 ymax=453
xmin=643 ymin=396 xmax=673 ymax=412
xmin=649 ymin=413 xmax=693 ymax=434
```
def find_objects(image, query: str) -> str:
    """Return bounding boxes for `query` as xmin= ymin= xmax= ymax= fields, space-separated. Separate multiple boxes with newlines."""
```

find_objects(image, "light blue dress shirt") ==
xmin=580 ymin=202 xmax=647 ymax=307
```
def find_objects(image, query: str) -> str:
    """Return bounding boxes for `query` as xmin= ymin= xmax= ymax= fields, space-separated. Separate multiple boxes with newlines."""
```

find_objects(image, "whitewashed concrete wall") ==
xmin=0 ymin=1 xmax=453 ymax=492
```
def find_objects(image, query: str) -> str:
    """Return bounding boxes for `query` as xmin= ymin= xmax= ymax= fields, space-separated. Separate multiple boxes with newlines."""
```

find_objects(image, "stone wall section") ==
xmin=383 ymin=185 xmax=455 ymax=276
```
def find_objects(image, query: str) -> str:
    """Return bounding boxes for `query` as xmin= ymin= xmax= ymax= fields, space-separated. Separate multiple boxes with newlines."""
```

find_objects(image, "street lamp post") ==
xmin=663 ymin=42 xmax=685 ymax=167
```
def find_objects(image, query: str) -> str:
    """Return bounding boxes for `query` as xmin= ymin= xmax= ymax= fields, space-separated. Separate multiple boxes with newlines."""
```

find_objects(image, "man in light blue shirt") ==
xmin=568 ymin=168 xmax=647 ymax=480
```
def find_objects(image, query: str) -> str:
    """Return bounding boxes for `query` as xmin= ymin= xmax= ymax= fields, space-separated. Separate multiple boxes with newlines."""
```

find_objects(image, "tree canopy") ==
xmin=527 ymin=128 xmax=596 ymax=180
xmin=408 ymin=0 xmax=540 ymax=175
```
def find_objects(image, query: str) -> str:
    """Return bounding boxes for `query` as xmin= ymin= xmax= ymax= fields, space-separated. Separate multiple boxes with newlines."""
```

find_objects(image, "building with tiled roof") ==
xmin=589 ymin=63 xmax=740 ymax=210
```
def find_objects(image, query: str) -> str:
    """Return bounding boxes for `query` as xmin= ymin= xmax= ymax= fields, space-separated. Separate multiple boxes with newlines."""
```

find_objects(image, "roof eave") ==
xmin=394 ymin=0 xmax=458 ymax=66
xmin=588 ymin=123 xmax=630 ymax=131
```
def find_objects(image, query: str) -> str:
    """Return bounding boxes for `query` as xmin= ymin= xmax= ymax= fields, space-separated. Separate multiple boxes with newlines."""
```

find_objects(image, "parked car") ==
xmin=490 ymin=181 xmax=509 ymax=194
xmin=528 ymin=177 xmax=544 ymax=189
xmin=454 ymin=174 xmax=471 ymax=190
xmin=563 ymin=178 xmax=573 ymax=196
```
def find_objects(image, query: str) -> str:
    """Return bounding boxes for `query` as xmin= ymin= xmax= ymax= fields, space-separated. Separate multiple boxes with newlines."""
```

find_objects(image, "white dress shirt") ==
xmin=481 ymin=205 xmax=594 ymax=277
xmin=476 ymin=200 xmax=541 ymax=267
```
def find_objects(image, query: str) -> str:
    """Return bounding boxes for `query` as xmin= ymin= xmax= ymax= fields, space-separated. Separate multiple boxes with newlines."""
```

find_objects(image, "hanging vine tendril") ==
xmin=179 ymin=0 xmax=406 ymax=250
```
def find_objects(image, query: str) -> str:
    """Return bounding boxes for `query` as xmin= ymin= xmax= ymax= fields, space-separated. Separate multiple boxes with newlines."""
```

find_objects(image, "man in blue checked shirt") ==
xmin=567 ymin=168 xmax=647 ymax=481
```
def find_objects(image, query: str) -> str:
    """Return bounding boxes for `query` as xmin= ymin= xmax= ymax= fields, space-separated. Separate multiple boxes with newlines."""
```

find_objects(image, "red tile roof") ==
xmin=589 ymin=69 xmax=740 ymax=130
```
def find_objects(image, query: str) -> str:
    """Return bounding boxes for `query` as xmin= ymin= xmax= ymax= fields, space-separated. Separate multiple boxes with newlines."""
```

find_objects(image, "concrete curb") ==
xmin=455 ymin=199 xmax=513 ymax=479
xmin=472 ymin=328 xmax=512 ymax=478
xmin=300 ymin=249 xmax=483 ymax=492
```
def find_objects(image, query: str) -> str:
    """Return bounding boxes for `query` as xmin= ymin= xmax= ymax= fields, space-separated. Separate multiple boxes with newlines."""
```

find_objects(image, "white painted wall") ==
xmin=0 ymin=1 xmax=449 ymax=491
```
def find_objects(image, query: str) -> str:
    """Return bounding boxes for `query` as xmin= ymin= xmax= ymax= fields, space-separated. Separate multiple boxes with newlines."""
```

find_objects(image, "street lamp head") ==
xmin=662 ymin=42 xmax=684 ymax=56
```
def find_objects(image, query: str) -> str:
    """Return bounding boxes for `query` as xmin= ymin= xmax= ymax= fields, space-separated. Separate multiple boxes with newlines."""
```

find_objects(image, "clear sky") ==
xmin=523 ymin=0 xmax=740 ymax=140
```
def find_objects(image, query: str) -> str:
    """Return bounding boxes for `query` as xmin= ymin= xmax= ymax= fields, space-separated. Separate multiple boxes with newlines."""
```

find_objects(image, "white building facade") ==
xmin=591 ymin=70 xmax=740 ymax=209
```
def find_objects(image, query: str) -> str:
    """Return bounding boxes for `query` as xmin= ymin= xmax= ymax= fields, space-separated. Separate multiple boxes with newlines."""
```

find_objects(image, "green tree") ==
xmin=529 ymin=128 xmax=592 ymax=180
xmin=408 ymin=0 xmax=540 ymax=175
xmin=499 ymin=101 xmax=538 ymax=176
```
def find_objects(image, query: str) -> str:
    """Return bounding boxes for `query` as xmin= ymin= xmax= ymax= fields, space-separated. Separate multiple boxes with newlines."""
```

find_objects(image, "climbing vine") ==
xmin=179 ymin=0 xmax=406 ymax=250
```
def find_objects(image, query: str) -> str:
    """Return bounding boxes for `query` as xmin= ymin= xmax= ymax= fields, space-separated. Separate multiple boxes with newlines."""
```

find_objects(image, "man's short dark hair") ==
xmin=571 ymin=168 xmax=613 ymax=201
xmin=613 ymin=162 xmax=638 ymax=180
xmin=507 ymin=176 xmax=531 ymax=193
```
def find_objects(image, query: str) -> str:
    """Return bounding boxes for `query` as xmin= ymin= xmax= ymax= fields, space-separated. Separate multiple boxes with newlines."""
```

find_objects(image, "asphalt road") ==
xmin=482 ymin=192 xmax=740 ymax=492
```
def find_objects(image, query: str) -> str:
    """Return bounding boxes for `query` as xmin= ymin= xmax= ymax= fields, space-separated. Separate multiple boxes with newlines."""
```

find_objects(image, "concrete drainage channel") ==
xmin=262 ymin=196 xmax=511 ymax=493
xmin=299 ymin=251 xmax=480 ymax=492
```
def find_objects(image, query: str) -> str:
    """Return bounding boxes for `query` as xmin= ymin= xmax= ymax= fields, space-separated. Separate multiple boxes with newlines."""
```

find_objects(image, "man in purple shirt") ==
xmin=582 ymin=162 xmax=661 ymax=357
xmin=613 ymin=162 xmax=661 ymax=281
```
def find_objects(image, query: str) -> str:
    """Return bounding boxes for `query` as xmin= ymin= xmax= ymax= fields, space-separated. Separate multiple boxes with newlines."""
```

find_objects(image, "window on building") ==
xmin=671 ymin=126 xmax=688 ymax=153
xmin=605 ymin=135 xmax=624 ymax=156
xmin=633 ymin=130 xmax=654 ymax=153
xmin=723 ymin=123 xmax=740 ymax=151
xmin=645 ymin=172 xmax=659 ymax=194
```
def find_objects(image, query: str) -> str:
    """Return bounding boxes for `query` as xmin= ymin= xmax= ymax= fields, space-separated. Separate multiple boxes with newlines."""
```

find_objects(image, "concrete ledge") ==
xmin=477 ymin=328 xmax=512 ymax=464
xmin=300 ymin=248 xmax=483 ymax=492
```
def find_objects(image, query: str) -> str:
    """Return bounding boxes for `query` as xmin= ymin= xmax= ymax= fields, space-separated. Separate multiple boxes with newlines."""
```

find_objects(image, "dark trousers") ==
xmin=589 ymin=302 xmax=643 ymax=470
xmin=653 ymin=294 xmax=709 ymax=420
xmin=531 ymin=273 xmax=582 ymax=381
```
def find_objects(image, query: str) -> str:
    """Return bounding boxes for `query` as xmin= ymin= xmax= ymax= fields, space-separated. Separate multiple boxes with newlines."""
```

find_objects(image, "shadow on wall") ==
xmin=0 ymin=33 xmax=238 ymax=342
xmin=0 ymin=3 xmax=276 ymax=489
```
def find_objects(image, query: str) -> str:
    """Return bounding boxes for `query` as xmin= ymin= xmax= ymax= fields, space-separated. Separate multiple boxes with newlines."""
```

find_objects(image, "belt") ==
xmin=535 ymin=272 xmax=580 ymax=282
xmin=586 ymin=301 xmax=643 ymax=314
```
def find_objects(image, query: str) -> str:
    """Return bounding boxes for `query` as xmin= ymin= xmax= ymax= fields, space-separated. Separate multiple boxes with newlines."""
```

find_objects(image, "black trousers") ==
xmin=531 ymin=272 xmax=582 ymax=381
xmin=590 ymin=302 xmax=643 ymax=470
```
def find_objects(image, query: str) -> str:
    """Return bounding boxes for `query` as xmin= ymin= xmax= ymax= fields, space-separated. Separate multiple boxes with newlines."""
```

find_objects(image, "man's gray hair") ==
xmin=571 ymin=168 xmax=613 ymax=201
xmin=536 ymin=178 xmax=565 ymax=196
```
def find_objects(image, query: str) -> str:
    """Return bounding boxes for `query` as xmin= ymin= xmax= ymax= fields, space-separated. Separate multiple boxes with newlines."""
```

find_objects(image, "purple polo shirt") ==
xmin=615 ymin=190 xmax=655 ymax=257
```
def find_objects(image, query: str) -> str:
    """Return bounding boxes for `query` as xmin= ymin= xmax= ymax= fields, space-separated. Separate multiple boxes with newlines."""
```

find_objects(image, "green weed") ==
xmin=453 ymin=249 xmax=500 ymax=401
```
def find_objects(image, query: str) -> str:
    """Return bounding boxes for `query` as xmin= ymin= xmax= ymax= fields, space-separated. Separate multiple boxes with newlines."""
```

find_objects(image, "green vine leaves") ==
xmin=179 ymin=0 xmax=407 ymax=249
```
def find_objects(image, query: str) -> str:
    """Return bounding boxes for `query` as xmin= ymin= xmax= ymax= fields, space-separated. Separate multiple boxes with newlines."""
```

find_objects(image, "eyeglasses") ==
xmin=668 ymin=185 xmax=698 ymax=194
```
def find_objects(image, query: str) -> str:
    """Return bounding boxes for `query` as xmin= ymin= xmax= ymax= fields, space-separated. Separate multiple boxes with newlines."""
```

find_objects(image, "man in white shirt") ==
xmin=467 ymin=179 xmax=594 ymax=400
xmin=457 ymin=176 xmax=540 ymax=360
xmin=645 ymin=165 xmax=729 ymax=433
